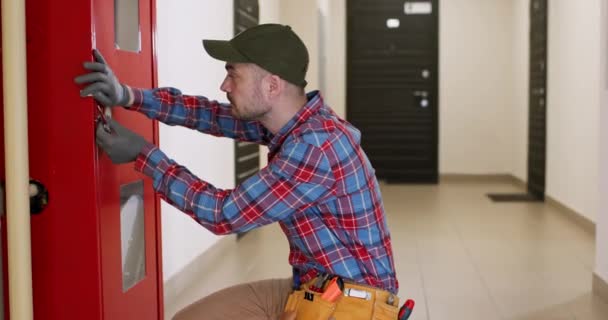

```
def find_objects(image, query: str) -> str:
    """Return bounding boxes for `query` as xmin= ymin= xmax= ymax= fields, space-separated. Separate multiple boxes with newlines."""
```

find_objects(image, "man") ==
xmin=75 ymin=24 xmax=399 ymax=320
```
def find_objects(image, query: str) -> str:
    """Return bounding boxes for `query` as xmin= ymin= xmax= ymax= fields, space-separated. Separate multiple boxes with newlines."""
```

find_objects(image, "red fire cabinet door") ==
xmin=0 ymin=0 xmax=163 ymax=319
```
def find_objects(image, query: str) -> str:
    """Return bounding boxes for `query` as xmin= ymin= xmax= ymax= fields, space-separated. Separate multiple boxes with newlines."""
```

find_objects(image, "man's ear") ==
xmin=266 ymin=74 xmax=284 ymax=99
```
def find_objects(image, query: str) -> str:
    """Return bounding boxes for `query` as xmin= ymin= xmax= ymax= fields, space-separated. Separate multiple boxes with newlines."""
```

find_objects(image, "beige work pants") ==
xmin=172 ymin=278 xmax=293 ymax=320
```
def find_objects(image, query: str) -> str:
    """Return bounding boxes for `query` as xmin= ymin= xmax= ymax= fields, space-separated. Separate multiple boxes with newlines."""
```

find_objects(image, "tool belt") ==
xmin=283 ymin=276 xmax=400 ymax=320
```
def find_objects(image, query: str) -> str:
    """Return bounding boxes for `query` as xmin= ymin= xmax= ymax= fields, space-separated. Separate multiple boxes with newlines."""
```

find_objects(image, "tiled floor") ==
xmin=166 ymin=180 xmax=608 ymax=320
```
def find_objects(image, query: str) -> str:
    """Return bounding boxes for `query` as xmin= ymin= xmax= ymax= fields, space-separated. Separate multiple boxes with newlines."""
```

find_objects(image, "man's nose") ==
xmin=220 ymin=79 xmax=230 ymax=93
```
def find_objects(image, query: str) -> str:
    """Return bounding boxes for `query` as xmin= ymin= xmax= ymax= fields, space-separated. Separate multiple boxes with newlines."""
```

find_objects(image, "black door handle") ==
xmin=0 ymin=179 xmax=49 ymax=216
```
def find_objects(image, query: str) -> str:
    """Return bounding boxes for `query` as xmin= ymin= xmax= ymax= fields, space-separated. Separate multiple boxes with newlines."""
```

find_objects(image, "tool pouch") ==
xmin=371 ymin=301 xmax=399 ymax=320
xmin=284 ymin=279 xmax=401 ymax=320
xmin=283 ymin=290 xmax=401 ymax=320
xmin=283 ymin=289 xmax=337 ymax=320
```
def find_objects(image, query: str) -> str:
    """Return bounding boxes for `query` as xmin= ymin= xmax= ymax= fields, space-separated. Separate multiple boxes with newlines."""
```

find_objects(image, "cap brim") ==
xmin=202 ymin=40 xmax=250 ymax=62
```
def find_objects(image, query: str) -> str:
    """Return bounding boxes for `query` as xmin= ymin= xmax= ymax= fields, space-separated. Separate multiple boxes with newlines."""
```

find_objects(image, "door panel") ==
xmin=347 ymin=0 xmax=438 ymax=183
xmin=527 ymin=0 xmax=547 ymax=198
xmin=233 ymin=0 xmax=260 ymax=186
xmin=93 ymin=0 xmax=160 ymax=318
xmin=234 ymin=0 xmax=259 ymax=239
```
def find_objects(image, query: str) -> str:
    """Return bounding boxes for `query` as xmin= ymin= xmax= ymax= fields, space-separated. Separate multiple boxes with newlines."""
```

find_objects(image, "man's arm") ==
xmin=75 ymin=49 xmax=271 ymax=144
xmin=128 ymin=87 xmax=271 ymax=145
xmin=135 ymin=139 xmax=335 ymax=234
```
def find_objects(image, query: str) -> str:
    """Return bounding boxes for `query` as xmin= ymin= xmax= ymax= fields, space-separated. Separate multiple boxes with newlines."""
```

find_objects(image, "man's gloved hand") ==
xmin=75 ymin=49 xmax=131 ymax=107
xmin=96 ymin=118 xmax=148 ymax=164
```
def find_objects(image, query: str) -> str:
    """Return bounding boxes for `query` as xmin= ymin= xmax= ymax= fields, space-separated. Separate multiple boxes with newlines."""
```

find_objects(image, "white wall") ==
xmin=157 ymin=0 xmax=284 ymax=283
xmin=597 ymin=0 xmax=608 ymax=282
xmin=545 ymin=0 xmax=601 ymax=222
xmin=259 ymin=0 xmax=281 ymax=24
xmin=321 ymin=0 xmax=346 ymax=119
xmin=280 ymin=1 xmax=320 ymax=90
xmin=439 ymin=0 xmax=516 ymax=174
xmin=443 ymin=0 xmax=606 ymax=225
xmin=156 ymin=0 xmax=235 ymax=281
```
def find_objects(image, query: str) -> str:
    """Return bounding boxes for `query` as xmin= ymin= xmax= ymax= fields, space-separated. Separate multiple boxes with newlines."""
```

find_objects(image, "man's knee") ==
xmin=171 ymin=309 xmax=189 ymax=320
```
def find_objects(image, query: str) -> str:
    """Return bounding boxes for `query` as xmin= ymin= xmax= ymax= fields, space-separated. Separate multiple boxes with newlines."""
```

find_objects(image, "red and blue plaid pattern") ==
xmin=129 ymin=88 xmax=398 ymax=294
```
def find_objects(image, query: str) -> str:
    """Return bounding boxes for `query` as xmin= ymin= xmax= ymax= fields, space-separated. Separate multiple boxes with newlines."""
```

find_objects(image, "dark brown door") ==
xmin=347 ymin=0 xmax=439 ymax=183
xmin=528 ymin=0 xmax=547 ymax=199
xmin=234 ymin=0 xmax=260 ymax=186
xmin=234 ymin=0 xmax=259 ymax=239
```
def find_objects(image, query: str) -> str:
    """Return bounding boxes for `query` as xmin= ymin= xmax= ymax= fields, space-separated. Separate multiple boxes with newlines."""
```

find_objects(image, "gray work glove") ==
xmin=75 ymin=49 xmax=131 ymax=107
xmin=96 ymin=118 xmax=148 ymax=164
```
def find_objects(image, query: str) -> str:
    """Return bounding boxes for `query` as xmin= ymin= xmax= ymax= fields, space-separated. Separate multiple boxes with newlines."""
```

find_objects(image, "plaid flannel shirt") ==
xmin=129 ymin=88 xmax=398 ymax=294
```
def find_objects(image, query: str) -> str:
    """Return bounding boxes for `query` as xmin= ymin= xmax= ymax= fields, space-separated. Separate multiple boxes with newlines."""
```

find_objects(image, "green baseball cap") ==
xmin=202 ymin=24 xmax=309 ymax=87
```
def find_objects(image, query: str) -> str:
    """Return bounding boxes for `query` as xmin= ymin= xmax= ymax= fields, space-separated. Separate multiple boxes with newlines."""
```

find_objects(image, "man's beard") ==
xmin=228 ymin=92 xmax=270 ymax=121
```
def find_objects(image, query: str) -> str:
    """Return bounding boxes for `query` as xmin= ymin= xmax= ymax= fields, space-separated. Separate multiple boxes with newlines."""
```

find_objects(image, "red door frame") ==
xmin=0 ymin=0 xmax=163 ymax=319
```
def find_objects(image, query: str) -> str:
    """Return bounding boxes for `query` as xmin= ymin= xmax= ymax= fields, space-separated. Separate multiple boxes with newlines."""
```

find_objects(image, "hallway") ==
xmin=167 ymin=179 xmax=608 ymax=320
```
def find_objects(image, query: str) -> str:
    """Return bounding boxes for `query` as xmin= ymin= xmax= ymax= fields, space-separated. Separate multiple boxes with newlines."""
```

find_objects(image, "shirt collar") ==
xmin=268 ymin=90 xmax=324 ymax=154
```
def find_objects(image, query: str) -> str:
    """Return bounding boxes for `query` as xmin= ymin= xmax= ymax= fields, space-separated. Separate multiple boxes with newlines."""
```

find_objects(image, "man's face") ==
xmin=220 ymin=63 xmax=270 ymax=120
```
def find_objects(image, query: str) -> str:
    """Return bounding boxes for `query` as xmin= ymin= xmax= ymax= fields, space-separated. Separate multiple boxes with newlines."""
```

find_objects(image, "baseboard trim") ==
xmin=440 ymin=173 xmax=526 ymax=188
xmin=441 ymin=173 xmax=515 ymax=183
xmin=496 ymin=176 xmax=595 ymax=236
xmin=546 ymin=195 xmax=596 ymax=236
xmin=593 ymin=272 xmax=608 ymax=304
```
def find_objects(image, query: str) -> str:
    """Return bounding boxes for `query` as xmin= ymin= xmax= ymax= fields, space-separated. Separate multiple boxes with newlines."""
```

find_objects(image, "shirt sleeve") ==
xmin=134 ymin=140 xmax=335 ymax=235
xmin=128 ymin=87 xmax=272 ymax=145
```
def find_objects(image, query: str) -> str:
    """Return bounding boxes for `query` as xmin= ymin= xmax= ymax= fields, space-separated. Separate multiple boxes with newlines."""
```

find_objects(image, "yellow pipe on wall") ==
xmin=1 ymin=0 xmax=34 ymax=318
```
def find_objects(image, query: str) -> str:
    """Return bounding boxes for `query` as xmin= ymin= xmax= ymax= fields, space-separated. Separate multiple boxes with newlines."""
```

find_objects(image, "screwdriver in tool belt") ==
xmin=398 ymin=299 xmax=415 ymax=320
xmin=310 ymin=274 xmax=329 ymax=293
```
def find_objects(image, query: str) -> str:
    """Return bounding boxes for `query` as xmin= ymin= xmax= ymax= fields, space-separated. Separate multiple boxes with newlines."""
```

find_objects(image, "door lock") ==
xmin=0 ymin=179 xmax=48 ymax=216
xmin=532 ymin=88 xmax=545 ymax=95
xmin=413 ymin=90 xmax=428 ymax=97
xmin=413 ymin=91 xmax=430 ymax=108
xmin=29 ymin=179 xmax=49 ymax=214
